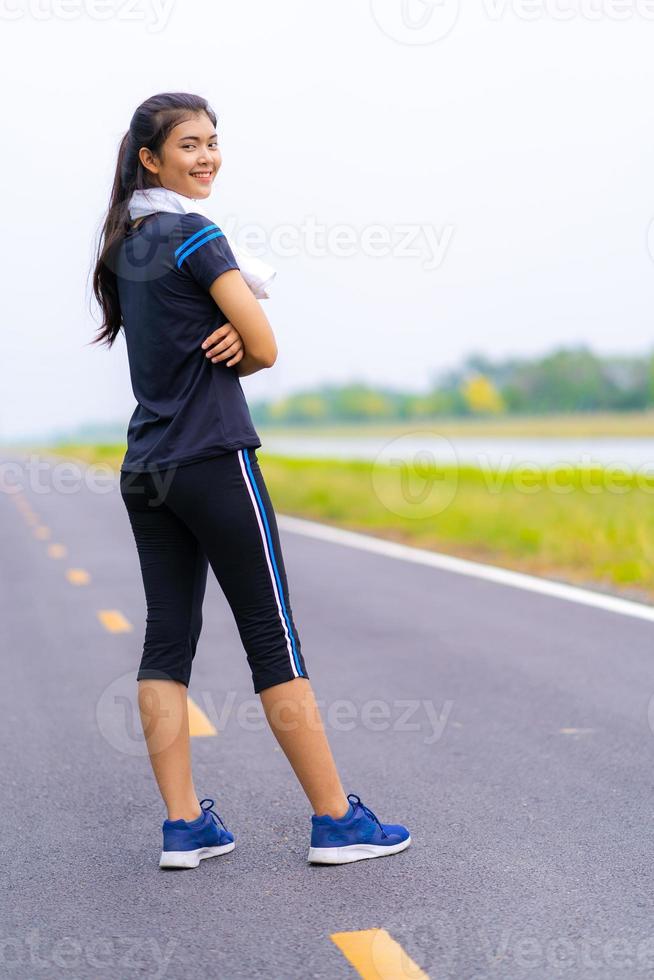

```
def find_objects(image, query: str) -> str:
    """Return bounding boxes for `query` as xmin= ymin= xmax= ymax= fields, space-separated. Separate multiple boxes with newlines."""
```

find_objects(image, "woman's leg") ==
xmin=159 ymin=450 xmax=350 ymax=819
xmin=120 ymin=469 xmax=209 ymax=822
xmin=259 ymin=677 xmax=350 ymax=819
xmin=137 ymin=678 xmax=202 ymax=822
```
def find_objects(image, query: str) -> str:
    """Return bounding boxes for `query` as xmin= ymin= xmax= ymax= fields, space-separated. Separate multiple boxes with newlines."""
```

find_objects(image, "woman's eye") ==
xmin=183 ymin=143 xmax=219 ymax=150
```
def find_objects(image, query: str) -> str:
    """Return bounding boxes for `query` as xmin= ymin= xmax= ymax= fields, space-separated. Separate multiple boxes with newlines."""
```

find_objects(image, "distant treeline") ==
xmin=249 ymin=345 xmax=654 ymax=425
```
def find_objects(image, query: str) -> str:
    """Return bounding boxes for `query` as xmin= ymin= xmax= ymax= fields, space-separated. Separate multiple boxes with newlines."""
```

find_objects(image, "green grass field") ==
xmin=28 ymin=428 xmax=654 ymax=607
xmin=243 ymin=411 xmax=654 ymax=438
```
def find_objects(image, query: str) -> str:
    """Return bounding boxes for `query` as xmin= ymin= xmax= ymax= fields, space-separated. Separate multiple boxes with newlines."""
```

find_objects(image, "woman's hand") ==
xmin=200 ymin=322 xmax=245 ymax=367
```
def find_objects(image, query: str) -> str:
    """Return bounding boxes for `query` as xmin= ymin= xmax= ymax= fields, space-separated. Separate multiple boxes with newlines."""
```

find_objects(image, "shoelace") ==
xmin=199 ymin=797 xmax=228 ymax=832
xmin=347 ymin=793 xmax=389 ymax=839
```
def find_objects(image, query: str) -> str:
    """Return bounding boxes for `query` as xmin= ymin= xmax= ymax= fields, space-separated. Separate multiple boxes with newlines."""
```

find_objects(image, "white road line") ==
xmin=277 ymin=514 xmax=654 ymax=624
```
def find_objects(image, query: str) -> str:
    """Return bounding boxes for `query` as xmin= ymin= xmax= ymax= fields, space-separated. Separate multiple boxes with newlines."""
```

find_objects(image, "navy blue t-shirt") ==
xmin=115 ymin=210 xmax=262 ymax=472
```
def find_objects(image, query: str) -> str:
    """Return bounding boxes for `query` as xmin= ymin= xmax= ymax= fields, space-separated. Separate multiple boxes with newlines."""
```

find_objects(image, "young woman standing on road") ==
xmin=91 ymin=91 xmax=411 ymax=870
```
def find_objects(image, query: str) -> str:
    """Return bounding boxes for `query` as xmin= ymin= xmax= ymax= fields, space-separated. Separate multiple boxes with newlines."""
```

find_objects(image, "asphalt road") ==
xmin=2 ymin=451 xmax=654 ymax=980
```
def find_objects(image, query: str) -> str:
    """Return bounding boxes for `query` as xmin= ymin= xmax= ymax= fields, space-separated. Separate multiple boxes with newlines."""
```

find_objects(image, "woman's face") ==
xmin=140 ymin=112 xmax=222 ymax=199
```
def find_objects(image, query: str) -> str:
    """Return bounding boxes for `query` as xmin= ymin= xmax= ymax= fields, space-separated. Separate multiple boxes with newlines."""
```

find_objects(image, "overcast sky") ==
xmin=2 ymin=0 xmax=654 ymax=441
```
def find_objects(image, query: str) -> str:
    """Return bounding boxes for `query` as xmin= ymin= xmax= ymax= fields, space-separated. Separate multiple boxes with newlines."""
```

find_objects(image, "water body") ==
xmin=258 ymin=434 xmax=654 ymax=472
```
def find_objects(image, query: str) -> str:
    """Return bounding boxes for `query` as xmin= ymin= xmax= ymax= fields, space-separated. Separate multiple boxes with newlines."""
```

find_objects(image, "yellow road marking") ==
xmin=47 ymin=543 xmax=67 ymax=558
xmin=187 ymin=696 xmax=218 ymax=736
xmin=330 ymin=929 xmax=429 ymax=980
xmin=97 ymin=610 xmax=133 ymax=633
xmin=67 ymin=568 xmax=90 ymax=585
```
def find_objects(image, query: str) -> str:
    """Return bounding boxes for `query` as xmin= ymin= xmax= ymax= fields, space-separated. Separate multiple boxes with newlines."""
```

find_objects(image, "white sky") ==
xmin=2 ymin=0 xmax=654 ymax=440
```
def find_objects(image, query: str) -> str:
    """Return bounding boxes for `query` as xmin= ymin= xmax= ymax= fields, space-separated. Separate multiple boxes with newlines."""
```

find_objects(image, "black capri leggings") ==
xmin=119 ymin=448 xmax=309 ymax=694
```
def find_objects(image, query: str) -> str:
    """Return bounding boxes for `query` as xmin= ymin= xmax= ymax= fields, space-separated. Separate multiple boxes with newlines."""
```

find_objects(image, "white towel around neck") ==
xmin=128 ymin=186 xmax=276 ymax=300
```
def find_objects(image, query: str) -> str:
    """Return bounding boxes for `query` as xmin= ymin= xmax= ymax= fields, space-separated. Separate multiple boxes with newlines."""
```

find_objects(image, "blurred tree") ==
xmin=461 ymin=373 xmax=506 ymax=415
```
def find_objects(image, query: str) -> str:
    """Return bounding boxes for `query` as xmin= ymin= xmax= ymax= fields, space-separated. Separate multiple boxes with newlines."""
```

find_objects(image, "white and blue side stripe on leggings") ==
xmin=237 ymin=448 xmax=305 ymax=680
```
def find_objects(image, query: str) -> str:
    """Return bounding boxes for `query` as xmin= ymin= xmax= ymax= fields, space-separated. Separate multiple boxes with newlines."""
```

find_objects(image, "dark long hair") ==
xmin=89 ymin=92 xmax=217 ymax=349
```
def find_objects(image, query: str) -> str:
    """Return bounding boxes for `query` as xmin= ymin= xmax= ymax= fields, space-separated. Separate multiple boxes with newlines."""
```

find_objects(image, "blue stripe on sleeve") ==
xmin=174 ymin=222 xmax=220 ymax=258
xmin=176 ymin=230 xmax=226 ymax=269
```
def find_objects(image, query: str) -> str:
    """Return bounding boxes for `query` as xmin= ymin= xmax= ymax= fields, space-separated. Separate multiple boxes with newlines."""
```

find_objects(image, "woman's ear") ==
xmin=138 ymin=147 xmax=159 ymax=175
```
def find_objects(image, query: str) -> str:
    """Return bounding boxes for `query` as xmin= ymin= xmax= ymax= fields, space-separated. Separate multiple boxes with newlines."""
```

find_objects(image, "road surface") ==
xmin=1 ymin=451 xmax=654 ymax=980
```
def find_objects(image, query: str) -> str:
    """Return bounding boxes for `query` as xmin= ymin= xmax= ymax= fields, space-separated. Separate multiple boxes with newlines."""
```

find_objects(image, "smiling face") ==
xmin=138 ymin=111 xmax=222 ymax=199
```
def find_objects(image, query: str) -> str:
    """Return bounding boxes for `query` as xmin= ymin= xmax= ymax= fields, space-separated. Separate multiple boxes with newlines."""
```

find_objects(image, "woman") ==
xmin=91 ymin=91 xmax=411 ymax=870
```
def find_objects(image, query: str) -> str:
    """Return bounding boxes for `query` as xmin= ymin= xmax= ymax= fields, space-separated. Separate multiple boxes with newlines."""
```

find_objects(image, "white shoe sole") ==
xmin=159 ymin=841 xmax=235 ymax=869
xmin=307 ymin=835 xmax=411 ymax=865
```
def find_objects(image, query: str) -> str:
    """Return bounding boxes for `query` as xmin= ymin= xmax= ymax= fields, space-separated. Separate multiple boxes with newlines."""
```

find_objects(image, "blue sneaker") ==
xmin=308 ymin=792 xmax=411 ymax=864
xmin=159 ymin=798 xmax=235 ymax=869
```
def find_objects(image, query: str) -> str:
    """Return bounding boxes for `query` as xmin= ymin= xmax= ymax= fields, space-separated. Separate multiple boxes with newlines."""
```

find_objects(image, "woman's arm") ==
xmin=207 ymin=269 xmax=278 ymax=367
xmin=233 ymin=349 xmax=270 ymax=377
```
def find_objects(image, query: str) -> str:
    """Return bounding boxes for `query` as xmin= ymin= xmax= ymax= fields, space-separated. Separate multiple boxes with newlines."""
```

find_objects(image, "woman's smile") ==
xmin=190 ymin=170 xmax=213 ymax=183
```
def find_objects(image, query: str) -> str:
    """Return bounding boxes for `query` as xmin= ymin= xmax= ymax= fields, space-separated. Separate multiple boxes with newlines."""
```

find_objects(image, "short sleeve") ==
xmin=174 ymin=212 xmax=240 ymax=291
